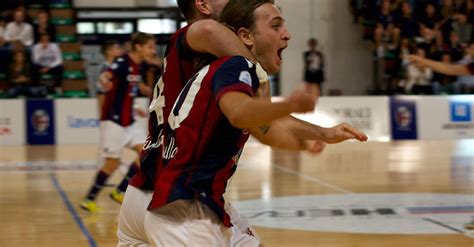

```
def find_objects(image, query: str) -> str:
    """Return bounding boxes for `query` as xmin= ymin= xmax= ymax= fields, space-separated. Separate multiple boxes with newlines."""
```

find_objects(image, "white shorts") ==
xmin=117 ymin=186 xmax=152 ymax=247
xmin=117 ymin=187 xmax=260 ymax=247
xmin=100 ymin=120 xmax=146 ymax=159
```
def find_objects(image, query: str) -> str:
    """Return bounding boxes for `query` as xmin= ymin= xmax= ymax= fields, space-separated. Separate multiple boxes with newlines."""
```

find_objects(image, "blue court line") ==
xmin=49 ymin=173 xmax=98 ymax=247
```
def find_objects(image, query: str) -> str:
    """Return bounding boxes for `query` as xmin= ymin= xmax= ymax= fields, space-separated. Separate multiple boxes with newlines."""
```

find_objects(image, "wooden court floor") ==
xmin=0 ymin=139 xmax=473 ymax=246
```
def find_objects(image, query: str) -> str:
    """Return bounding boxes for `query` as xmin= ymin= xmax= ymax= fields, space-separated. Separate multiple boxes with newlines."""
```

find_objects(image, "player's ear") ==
xmin=237 ymin=27 xmax=253 ymax=47
xmin=195 ymin=0 xmax=212 ymax=16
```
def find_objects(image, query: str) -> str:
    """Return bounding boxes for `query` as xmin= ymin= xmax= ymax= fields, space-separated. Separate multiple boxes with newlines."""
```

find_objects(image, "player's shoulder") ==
xmin=215 ymin=56 xmax=255 ymax=71
xmin=109 ymin=55 xmax=129 ymax=70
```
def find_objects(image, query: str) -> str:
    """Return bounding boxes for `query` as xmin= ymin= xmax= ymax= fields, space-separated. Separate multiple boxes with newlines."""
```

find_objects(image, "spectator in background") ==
xmin=452 ymin=12 xmax=472 ymax=45
xmin=33 ymin=10 xmax=55 ymax=43
xmin=419 ymin=3 xmax=440 ymax=29
xmin=395 ymin=1 xmax=418 ymax=40
xmin=4 ymin=9 xmax=33 ymax=47
xmin=374 ymin=0 xmax=399 ymax=54
xmin=304 ymin=37 xmax=324 ymax=96
xmin=432 ymin=52 xmax=458 ymax=93
xmin=7 ymin=50 xmax=37 ymax=97
xmin=31 ymin=33 xmax=63 ymax=94
xmin=403 ymin=48 xmax=433 ymax=94
xmin=442 ymin=31 xmax=464 ymax=62
xmin=456 ymin=41 xmax=474 ymax=92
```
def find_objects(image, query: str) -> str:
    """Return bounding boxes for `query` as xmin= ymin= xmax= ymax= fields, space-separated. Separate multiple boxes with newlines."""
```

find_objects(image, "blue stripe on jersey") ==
xmin=211 ymin=56 xmax=259 ymax=98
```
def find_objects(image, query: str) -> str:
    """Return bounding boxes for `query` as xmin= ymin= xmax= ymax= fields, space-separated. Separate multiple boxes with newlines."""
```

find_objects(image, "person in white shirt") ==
xmin=31 ymin=33 xmax=64 ymax=93
xmin=4 ymin=10 xmax=33 ymax=47
xmin=403 ymin=48 xmax=433 ymax=93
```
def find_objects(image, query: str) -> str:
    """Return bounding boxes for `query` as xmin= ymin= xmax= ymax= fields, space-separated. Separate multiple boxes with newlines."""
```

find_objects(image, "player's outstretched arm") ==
xmin=286 ymin=117 xmax=368 ymax=143
xmin=218 ymin=89 xmax=316 ymax=130
xmin=406 ymin=55 xmax=470 ymax=75
xmin=187 ymin=19 xmax=256 ymax=63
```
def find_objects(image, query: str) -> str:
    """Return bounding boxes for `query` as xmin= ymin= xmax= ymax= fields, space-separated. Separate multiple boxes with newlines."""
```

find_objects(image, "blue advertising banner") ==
xmin=26 ymin=99 xmax=55 ymax=145
xmin=390 ymin=97 xmax=418 ymax=140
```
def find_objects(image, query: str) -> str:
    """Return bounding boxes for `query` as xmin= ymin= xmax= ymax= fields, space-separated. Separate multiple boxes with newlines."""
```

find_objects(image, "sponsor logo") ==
xmin=239 ymin=71 xmax=252 ymax=87
xmin=67 ymin=116 xmax=99 ymax=128
xmin=31 ymin=109 xmax=50 ymax=133
xmin=394 ymin=106 xmax=413 ymax=129
xmin=0 ymin=127 xmax=11 ymax=136
xmin=127 ymin=74 xmax=142 ymax=83
xmin=333 ymin=107 xmax=372 ymax=130
xmin=450 ymin=102 xmax=472 ymax=122
xmin=233 ymin=193 xmax=473 ymax=234
xmin=0 ymin=118 xmax=12 ymax=136
xmin=443 ymin=101 xmax=474 ymax=130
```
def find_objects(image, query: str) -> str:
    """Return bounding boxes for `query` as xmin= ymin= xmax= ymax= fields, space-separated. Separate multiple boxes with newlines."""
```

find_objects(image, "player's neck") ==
xmin=128 ymin=52 xmax=143 ymax=64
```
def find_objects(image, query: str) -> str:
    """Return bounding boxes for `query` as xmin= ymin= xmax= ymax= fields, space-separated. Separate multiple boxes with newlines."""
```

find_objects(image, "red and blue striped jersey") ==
xmin=131 ymin=24 xmax=213 ymax=190
xmin=100 ymin=54 xmax=143 ymax=127
xmin=148 ymin=56 xmax=259 ymax=227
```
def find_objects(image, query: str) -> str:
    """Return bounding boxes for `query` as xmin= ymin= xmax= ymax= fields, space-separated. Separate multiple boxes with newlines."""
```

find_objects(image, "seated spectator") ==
xmin=374 ymin=0 xmax=399 ymax=53
xmin=33 ymin=10 xmax=55 ymax=43
xmin=432 ymin=52 xmax=458 ymax=94
xmin=456 ymin=41 xmax=474 ymax=93
xmin=441 ymin=31 xmax=464 ymax=62
xmin=452 ymin=12 xmax=472 ymax=45
xmin=6 ymin=50 xmax=42 ymax=97
xmin=395 ymin=2 xmax=418 ymax=39
xmin=4 ymin=9 xmax=33 ymax=47
xmin=419 ymin=3 xmax=440 ymax=29
xmin=403 ymin=48 xmax=433 ymax=93
xmin=31 ymin=33 xmax=63 ymax=94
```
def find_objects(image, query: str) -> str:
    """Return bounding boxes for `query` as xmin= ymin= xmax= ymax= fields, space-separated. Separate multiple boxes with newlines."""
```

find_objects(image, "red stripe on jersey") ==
xmin=215 ymin=83 xmax=255 ymax=103
xmin=148 ymin=57 xmax=233 ymax=209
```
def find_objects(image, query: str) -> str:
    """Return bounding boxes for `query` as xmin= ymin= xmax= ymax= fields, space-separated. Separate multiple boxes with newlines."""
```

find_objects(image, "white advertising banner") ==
xmin=417 ymin=95 xmax=474 ymax=140
xmin=55 ymin=99 xmax=100 ymax=144
xmin=0 ymin=99 xmax=25 ymax=145
xmin=55 ymin=98 xmax=150 ymax=144
xmin=292 ymin=96 xmax=391 ymax=141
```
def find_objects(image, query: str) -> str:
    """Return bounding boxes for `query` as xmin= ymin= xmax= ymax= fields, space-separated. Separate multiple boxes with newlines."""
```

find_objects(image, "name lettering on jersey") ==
xmin=143 ymin=129 xmax=164 ymax=150
xmin=163 ymin=135 xmax=178 ymax=160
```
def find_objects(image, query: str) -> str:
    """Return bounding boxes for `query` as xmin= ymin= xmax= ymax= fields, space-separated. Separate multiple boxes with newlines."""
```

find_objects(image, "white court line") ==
xmin=273 ymin=163 xmax=474 ymax=239
xmin=273 ymin=163 xmax=354 ymax=194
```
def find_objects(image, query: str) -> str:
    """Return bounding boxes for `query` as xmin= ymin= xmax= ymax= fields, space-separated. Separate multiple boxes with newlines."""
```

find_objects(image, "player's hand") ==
xmin=100 ymin=78 xmax=113 ymax=92
xmin=406 ymin=55 xmax=426 ymax=67
xmin=139 ymin=83 xmax=152 ymax=97
xmin=320 ymin=123 xmax=368 ymax=144
xmin=305 ymin=140 xmax=326 ymax=155
xmin=134 ymin=107 xmax=148 ymax=118
xmin=288 ymin=89 xmax=317 ymax=113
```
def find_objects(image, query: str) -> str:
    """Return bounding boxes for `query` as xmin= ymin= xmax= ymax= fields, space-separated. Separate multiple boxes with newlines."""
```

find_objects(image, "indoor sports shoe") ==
xmin=80 ymin=199 xmax=103 ymax=213
xmin=109 ymin=189 xmax=124 ymax=204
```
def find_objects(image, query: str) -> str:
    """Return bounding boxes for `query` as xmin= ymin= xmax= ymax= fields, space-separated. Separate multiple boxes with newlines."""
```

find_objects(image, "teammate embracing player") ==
xmin=117 ymin=0 xmax=367 ymax=246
